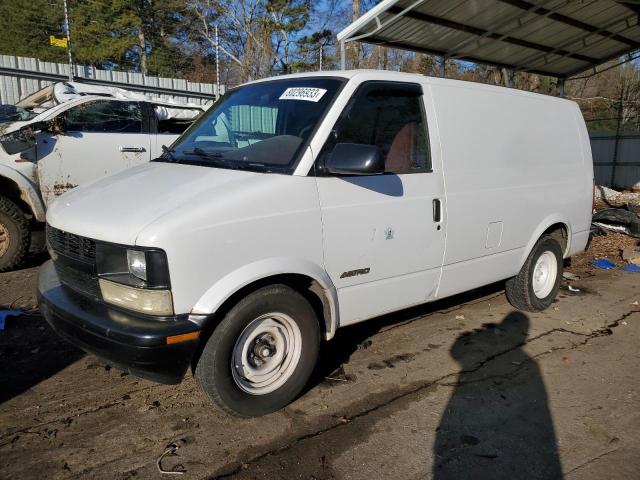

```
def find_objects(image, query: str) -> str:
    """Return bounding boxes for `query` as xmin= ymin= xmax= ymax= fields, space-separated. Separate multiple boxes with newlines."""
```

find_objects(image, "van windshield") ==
xmin=162 ymin=78 xmax=344 ymax=173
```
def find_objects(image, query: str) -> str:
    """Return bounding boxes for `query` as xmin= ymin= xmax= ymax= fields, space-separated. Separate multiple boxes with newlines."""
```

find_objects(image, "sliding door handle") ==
xmin=119 ymin=146 xmax=146 ymax=153
xmin=433 ymin=198 xmax=442 ymax=223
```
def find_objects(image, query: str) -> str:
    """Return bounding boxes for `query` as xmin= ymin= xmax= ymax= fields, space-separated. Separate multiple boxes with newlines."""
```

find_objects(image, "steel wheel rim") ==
xmin=231 ymin=313 xmax=302 ymax=395
xmin=0 ymin=223 xmax=10 ymax=258
xmin=532 ymin=251 xmax=557 ymax=299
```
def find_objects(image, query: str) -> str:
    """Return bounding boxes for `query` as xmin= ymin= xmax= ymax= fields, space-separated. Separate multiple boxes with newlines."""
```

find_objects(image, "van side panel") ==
xmin=430 ymin=82 xmax=592 ymax=299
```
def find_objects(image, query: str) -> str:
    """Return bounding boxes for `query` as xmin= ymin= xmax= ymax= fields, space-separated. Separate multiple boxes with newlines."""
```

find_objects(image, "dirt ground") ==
xmin=568 ymin=232 xmax=638 ymax=270
xmin=0 ymin=237 xmax=639 ymax=480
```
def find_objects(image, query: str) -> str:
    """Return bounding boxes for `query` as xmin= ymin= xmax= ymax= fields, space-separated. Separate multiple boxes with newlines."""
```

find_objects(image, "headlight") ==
xmin=99 ymin=279 xmax=173 ymax=316
xmin=127 ymin=249 xmax=147 ymax=281
xmin=96 ymin=243 xmax=170 ymax=289
xmin=95 ymin=243 xmax=172 ymax=315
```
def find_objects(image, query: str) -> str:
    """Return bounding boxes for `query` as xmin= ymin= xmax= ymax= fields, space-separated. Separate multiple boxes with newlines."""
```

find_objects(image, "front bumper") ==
xmin=37 ymin=260 xmax=203 ymax=384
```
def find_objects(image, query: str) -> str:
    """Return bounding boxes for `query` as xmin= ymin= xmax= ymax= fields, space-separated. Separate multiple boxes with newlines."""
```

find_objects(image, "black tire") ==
xmin=195 ymin=284 xmax=320 ymax=417
xmin=505 ymin=235 xmax=563 ymax=312
xmin=0 ymin=195 xmax=30 ymax=272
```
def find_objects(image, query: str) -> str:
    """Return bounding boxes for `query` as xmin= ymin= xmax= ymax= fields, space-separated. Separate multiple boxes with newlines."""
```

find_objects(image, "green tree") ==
xmin=292 ymin=29 xmax=333 ymax=72
xmin=0 ymin=0 xmax=67 ymax=62
xmin=72 ymin=0 xmax=188 ymax=75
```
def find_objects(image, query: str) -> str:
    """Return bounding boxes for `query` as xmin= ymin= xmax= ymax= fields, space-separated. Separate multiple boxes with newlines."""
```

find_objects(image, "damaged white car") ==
xmin=0 ymin=82 xmax=206 ymax=271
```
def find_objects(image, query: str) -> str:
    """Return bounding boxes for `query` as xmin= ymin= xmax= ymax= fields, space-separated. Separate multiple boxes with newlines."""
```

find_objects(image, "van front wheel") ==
xmin=505 ymin=235 xmax=563 ymax=312
xmin=195 ymin=284 xmax=320 ymax=417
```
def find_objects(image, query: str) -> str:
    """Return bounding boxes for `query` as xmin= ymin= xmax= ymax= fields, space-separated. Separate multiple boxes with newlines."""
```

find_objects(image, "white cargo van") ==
xmin=38 ymin=71 xmax=593 ymax=417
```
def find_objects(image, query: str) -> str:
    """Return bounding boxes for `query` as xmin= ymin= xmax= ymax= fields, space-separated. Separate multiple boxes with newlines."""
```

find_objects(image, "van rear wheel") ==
xmin=195 ymin=284 xmax=320 ymax=417
xmin=0 ymin=195 xmax=30 ymax=272
xmin=505 ymin=235 xmax=563 ymax=312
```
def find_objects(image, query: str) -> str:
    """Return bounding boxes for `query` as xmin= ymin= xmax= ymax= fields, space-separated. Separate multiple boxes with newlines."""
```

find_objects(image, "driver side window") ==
xmin=321 ymin=82 xmax=431 ymax=174
xmin=64 ymin=100 xmax=143 ymax=133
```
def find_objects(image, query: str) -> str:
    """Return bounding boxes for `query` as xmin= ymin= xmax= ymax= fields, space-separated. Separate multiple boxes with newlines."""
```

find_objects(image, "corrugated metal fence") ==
xmin=0 ymin=55 xmax=224 ymax=106
xmin=590 ymin=133 xmax=640 ymax=190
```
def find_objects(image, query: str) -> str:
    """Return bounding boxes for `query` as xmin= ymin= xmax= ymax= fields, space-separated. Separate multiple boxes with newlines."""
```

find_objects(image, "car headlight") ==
xmin=98 ymin=279 xmax=173 ymax=316
xmin=95 ymin=243 xmax=173 ymax=315
xmin=127 ymin=249 xmax=147 ymax=281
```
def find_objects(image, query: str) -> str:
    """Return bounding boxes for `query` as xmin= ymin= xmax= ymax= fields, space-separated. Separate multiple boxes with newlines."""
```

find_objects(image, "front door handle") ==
xmin=119 ymin=146 xmax=146 ymax=153
xmin=433 ymin=198 xmax=442 ymax=223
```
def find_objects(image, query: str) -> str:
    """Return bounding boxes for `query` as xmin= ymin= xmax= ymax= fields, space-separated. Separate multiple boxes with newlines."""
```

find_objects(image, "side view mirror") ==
xmin=326 ymin=143 xmax=384 ymax=175
xmin=0 ymin=126 xmax=37 ymax=155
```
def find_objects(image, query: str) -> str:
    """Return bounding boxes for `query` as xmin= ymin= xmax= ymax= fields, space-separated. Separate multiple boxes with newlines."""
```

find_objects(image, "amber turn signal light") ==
xmin=166 ymin=331 xmax=200 ymax=345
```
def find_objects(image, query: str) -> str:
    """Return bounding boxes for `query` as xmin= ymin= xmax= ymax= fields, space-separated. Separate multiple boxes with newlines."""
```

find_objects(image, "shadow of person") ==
xmin=433 ymin=311 xmax=562 ymax=480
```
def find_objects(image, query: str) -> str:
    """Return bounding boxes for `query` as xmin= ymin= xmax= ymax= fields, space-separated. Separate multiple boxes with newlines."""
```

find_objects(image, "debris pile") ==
xmin=578 ymin=232 xmax=640 ymax=272
xmin=569 ymin=232 xmax=637 ymax=271
xmin=594 ymin=185 xmax=640 ymax=208
xmin=622 ymin=243 xmax=640 ymax=266
xmin=621 ymin=242 xmax=640 ymax=272
xmin=584 ymin=192 xmax=640 ymax=269
xmin=591 ymin=206 xmax=640 ymax=237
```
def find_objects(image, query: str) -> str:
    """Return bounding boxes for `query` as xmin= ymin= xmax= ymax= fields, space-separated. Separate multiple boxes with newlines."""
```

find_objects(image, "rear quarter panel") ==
xmin=428 ymin=81 xmax=592 ymax=298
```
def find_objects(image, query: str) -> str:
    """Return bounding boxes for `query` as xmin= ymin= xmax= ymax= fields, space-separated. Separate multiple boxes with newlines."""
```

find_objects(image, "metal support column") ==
xmin=507 ymin=69 xmax=515 ymax=88
xmin=63 ymin=0 xmax=74 ymax=82
xmin=341 ymin=41 xmax=347 ymax=70
xmin=214 ymin=25 xmax=220 ymax=99
xmin=557 ymin=78 xmax=565 ymax=97
xmin=611 ymin=89 xmax=624 ymax=187
xmin=438 ymin=56 xmax=446 ymax=78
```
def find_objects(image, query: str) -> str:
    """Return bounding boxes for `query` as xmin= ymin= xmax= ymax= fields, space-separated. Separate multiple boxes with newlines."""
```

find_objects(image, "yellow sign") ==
xmin=49 ymin=36 xmax=68 ymax=48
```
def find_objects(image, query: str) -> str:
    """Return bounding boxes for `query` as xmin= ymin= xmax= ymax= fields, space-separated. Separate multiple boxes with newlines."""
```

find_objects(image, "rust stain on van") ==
xmin=54 ymin=182 xmax=77 ymax=196
xmin=42 ymin=182 xmax=78 ymax=198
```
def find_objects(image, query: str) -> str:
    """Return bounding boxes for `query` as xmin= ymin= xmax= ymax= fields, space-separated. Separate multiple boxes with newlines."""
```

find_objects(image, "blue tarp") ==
xmin=591 ymin=259 xmax=616 ymax=270
xmin=0 ymin=310 xmax=22 ymax=330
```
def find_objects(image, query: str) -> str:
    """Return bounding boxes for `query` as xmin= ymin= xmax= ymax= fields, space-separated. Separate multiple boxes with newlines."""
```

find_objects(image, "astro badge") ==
xmin=279 ymin=87 xmax=327 ymax=102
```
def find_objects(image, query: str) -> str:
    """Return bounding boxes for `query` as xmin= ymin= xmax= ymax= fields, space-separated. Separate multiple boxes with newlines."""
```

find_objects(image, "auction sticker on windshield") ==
xmin=279 ymin=87 xmax=327 ymax=102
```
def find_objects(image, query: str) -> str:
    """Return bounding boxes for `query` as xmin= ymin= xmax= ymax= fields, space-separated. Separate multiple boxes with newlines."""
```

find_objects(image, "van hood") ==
xmin=46 ymin=162 xmax=262 ymax=245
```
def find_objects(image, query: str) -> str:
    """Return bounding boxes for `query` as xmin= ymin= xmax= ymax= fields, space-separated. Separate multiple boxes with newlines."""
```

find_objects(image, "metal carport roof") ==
xmin=337 ymin=0 xmax=640 ymax=79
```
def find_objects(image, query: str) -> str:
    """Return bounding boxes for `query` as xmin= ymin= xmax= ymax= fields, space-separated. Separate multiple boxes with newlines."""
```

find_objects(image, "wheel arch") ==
xmin=191 ymin=259 xmax=339 ymax=342
xmin=0 ymin=166 xmax=46 ymax=222
xmin=518 ymin=216 xmax=570 ymax=270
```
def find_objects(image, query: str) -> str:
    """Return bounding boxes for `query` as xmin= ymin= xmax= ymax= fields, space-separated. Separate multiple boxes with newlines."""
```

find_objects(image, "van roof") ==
xmin=247 ymin=69 xmax=576 ymax=104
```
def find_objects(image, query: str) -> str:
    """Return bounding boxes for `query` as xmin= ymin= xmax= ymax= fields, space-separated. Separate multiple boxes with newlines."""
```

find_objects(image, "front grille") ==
xmin=47 ymin=225 xmax=96 ymax=263
xmin=54 ymin=261 xmax=102 ymax=300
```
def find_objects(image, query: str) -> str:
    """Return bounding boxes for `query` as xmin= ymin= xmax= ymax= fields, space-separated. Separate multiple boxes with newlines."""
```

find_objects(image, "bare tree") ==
xmin=349 ymin=0 xmax=361 ymax=69
xmin=188 ymin=0 xmax=313 ymax=82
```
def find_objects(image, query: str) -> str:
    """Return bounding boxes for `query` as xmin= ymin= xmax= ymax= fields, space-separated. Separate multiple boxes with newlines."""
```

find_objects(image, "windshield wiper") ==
xmin=180 ymin=148 xmax=273 ymax=173
xmin=181 ymin=147 xmax=236 ymax=168
xmin=183 ymin=147 xmax=227 ymax=159
xmin=234 ymin=162 xmax=271 ymax=173
xmin=159 ymin=145 xmax=177 ymax=163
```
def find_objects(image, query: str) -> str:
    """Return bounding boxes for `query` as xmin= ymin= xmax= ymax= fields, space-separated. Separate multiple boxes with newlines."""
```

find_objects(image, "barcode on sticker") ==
xmin=279 ymin=87 xmax=327 ymax=102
